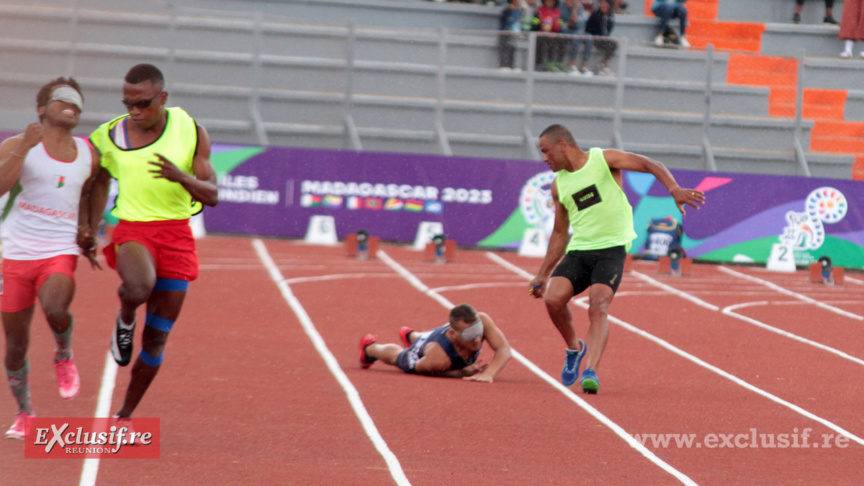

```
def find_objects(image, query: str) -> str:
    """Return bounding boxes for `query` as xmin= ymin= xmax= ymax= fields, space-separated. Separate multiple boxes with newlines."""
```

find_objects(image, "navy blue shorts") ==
xmin=551 ymin=245 xmax=626 ymax=294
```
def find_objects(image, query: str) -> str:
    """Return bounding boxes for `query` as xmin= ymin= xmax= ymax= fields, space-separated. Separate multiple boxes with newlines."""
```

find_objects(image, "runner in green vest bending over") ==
xmin=528 ymin=124 xmax=705 ymax=394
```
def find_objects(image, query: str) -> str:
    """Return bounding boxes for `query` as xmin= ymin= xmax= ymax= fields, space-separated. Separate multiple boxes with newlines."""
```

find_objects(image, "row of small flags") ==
xmin=300 ymin=194 xmax=442 ymax=213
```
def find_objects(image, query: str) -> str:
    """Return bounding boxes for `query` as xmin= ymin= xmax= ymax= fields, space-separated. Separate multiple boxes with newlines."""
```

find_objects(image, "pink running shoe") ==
xmin=5 ymin=411 xmax=35 ymax=440
xmin=54 ymin=355 xmax=81 ymax=400
xmin=359 ymin=334 xmax=377 ymax=369
xmin=398 ymin=327 xmax=415 ymax=348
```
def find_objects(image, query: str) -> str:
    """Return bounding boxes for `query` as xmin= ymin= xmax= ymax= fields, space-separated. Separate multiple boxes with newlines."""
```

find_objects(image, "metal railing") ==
xmin=0 ymin=2 xmax=817 ymax=175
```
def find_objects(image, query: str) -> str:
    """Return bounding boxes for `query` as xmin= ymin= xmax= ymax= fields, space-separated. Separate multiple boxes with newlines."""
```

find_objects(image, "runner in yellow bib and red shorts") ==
xmin=79 ymin=64 xmax=218 ymax=421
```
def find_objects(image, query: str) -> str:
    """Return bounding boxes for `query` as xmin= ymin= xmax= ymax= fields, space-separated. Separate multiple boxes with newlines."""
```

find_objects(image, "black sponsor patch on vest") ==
xmin=572 ymin=184 xmax=602 ymax=211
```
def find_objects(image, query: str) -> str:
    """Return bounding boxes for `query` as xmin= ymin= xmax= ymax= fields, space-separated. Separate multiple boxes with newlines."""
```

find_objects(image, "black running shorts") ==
xmin=551 ymin=245 xmax=627 ymax=294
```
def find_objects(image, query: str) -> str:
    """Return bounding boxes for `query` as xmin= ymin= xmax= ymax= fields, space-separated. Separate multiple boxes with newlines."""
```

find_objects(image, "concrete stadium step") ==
xmin=760 ymin=23 xmax=844 ymax=58
xmin=800 ymin=57 xmax=864 ymax=91
xmin=718 ymin=0 xmax=846 ymax=25
xmin=0 ymin=35 xmax=753 ymax=121
xmin=624 ymin=142 xmax=853 ymax=179
xmin=623 ymin=46 xmax=729 ymax=84
xmin=615 ymin=111 xmax=812 ymax=152
xmin=847 ymin=90 xmax=864 ymax=120
xmin=348 ymin=64 xmax=769 ymax=117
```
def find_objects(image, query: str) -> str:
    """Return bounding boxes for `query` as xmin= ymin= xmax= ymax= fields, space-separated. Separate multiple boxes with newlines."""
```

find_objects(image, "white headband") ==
xmin=51 ymin=86 xmax=84 ymax=111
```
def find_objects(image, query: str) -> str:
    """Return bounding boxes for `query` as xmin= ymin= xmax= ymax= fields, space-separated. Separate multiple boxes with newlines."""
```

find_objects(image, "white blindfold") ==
xmin=51 ymin=86 xmax=84 ymax=111
xmin=458 ymin=320 xmax=484 ymax=341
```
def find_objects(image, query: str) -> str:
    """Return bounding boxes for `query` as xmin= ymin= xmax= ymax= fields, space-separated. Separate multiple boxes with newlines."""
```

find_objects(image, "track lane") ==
xmin=480 ymin=251 xmax=864 ymax=484
xmin=88 ymin=236 xmax=396 ymax=485
xmin=275 ymin=241 xmax=689 ymax=485
xmin=7 ymin=236 xmax=862 ymax=485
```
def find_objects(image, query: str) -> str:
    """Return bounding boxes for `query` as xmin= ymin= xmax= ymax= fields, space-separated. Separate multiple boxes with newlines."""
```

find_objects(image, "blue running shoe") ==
xmin=581 ymin=368 xmax=600 ymax=394
xmin=561 ymin=340 xmax=586 ymax=386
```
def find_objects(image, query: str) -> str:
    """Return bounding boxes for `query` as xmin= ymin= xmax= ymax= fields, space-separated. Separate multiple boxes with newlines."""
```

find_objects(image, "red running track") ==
xmin=3 ymin=235 xmax=863 ymax=485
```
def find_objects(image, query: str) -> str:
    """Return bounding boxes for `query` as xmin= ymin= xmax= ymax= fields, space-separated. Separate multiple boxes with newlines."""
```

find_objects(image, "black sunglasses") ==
xmin=121 ymin=91 xmax=164 ymax=110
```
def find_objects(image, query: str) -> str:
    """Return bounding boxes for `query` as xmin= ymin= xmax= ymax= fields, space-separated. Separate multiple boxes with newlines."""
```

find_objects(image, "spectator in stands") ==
xmin=534 ymin=0 xmax=566 ymax=71
xmin=560 ymin=0 xmax=587 ymax=74
xmin=839 ymin=0 xmax=864 ymax=58
xmin=793 ymin=0 xmax=837 ymax=25
xmin=498 ymin=0 xmax=523 ymax=70
xmin=584 ymin=0 xmax=618 ymax=76
xmin=651 ymin=0 xmax=690 ymax=48
xmin=521 ymin=0 xmax=540 ymax=32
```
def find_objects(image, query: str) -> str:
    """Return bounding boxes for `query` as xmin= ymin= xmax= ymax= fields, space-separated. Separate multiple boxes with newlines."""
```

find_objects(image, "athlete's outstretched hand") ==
xmin=671 ymin=187 xmax=706 ymax=216
xmin=461 ymin=361 xmax=489 ymax=381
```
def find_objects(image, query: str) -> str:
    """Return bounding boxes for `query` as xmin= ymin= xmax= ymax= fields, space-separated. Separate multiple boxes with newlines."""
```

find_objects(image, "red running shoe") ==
xmin=359 ymin=334 xmax=377 ymax=369
xmin=398 ymin=327 xmax=415 ymax=348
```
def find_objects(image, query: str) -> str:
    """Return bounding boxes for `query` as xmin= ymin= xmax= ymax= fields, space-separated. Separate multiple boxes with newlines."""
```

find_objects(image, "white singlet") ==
xmin=1 ymin=137 xmax=92 ymax=260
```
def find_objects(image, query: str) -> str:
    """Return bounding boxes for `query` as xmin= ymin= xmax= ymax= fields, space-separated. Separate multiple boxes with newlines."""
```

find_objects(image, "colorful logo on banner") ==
xmin=780 ymin=187 xmax=847 ymax=250
xmin=519 ymin=171 xmax=557 ymax=237
xmin=477 ymin=170 xmax=557 ymax=249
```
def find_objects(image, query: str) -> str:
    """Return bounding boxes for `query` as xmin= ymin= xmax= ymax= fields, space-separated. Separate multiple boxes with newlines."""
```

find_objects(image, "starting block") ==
xmin=345 ymin=230 xmax=380 ymax=259
xmin=810 ymin=256 xmax=843 ymax=285
xmin=658 ymin=248 xmax=691 ymax=276
xmin=424 ymin=234 xmax=457 ymax=263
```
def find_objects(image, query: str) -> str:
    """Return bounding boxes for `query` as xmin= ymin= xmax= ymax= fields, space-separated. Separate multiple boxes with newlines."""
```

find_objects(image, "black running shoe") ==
xmin=111 ymin=313 xmax=135 ymax=366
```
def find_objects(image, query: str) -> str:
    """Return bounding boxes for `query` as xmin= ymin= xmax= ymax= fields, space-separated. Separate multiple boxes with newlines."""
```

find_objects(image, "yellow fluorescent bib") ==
xmin=90 ymin=107 xmax=200 ymax=221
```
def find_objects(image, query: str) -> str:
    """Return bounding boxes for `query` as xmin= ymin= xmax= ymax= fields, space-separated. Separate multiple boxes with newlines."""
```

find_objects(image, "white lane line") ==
xmin=379 ymin=250 xmax=697 ymax=486
xmin=846 ymin=275 xmax=864 ymax=285
xmin=429 ymin=282 xmax=526 ymax=293
xmin=572 ymin=296 xmax=864 ymax=446
xmin=79 ymin=352 xmax=119 ymax=486
xmin=487 ymin=252 xmax=864 ymax=448
xmin=723 ymin=302 xmax=864 ymax=367
xmin=252 ymin=239 xmax=410 ymax=486
xmin=630 ymin=271 xmax=720 ymax=311
xmin=632 ymin=271 xmax=864 ymax=365
xmin=631 ymin=268 xmax=864 ymax=367
xmin=717 ymin=266 xmax=863 ymax=321
xmin=283 ymin=273 xmax=398 ymax=285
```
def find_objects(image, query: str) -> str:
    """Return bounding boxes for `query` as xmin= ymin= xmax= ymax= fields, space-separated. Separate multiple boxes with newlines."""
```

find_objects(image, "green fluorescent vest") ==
xmin=555 ymin=147 xmax=637 ymax=252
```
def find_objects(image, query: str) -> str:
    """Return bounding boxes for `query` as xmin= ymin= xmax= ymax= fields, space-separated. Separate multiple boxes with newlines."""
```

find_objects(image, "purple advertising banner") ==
xmin=207 ymin=146 xmax=547 ymax=246
xmin=207 ymin=145 xmax=864 ymax=269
